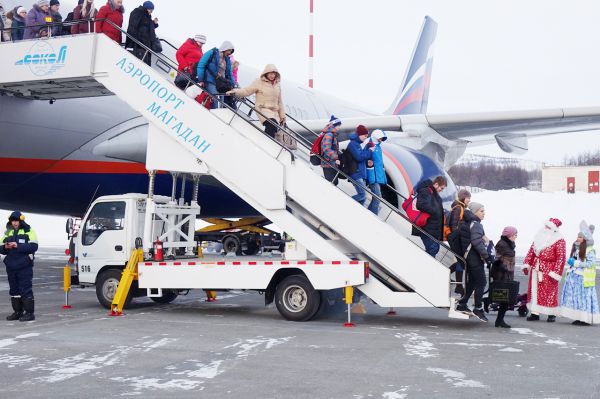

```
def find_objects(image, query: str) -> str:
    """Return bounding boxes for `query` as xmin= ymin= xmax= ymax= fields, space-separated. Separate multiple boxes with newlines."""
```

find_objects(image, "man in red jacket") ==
xmin=176 ymin=34 xmax=206 ymax=72
xmin=95 ymin=0 xmax=124 ymax=44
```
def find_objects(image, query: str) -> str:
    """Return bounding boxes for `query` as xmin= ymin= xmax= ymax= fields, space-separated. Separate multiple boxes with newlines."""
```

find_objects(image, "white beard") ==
xmin=533 ymin=227 xmax=563 ymax=255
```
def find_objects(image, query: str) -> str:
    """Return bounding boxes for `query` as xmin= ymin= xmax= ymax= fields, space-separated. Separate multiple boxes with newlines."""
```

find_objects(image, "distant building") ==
xmin=542 ymin=165 xmax=600 ymax=193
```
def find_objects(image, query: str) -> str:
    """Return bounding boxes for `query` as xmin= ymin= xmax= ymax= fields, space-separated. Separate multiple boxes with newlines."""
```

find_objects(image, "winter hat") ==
xmin=142 ymin=1 xmax=154 ymax=10
xmin=371 ymin=129 xmax=387 ymax=142
xmin=8 ymin=211 xmax=25 ymax=222
xmin=546 ymin=218 xmax=562 ymax=229
xmin=50 ymin=0 xmax=59 ymax=6
xmin=356 ymin=125 xmax=369 ymax=137
xmin=194 ymin=34 xmax=207 ymax=44
xmin=590 ymin=225 xmax=596 ymax=234
xmin=17 ymin=6 xmax=27 ymax=14
xmin=219 ymin=40 xmax=235 ymax=53
xmin=329 ymin=115 xmax=342 ymax=128
xmin=502 ymin=226 xmax=518 ymax=238
xmin=468 ymin=202 xmax=484 ymax=214
xmin=78 ymin=0 xmax=84 ymax=4
xmin=457 ymin=189 xmax=471 ymax=202
xmin=37 ymin=0 xmax=50 ymax=7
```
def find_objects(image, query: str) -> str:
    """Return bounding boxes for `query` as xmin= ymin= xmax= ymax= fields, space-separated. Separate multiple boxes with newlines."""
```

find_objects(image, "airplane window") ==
xmin=82 ymin=201 xmax=126 ymax=246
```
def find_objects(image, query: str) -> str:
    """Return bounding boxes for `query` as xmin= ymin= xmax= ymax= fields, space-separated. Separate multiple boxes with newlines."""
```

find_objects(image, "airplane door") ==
xmin=589 ymin=171 xmax=599 ymax=193
xmin=77 ymin=201 xmax=128 ymax=283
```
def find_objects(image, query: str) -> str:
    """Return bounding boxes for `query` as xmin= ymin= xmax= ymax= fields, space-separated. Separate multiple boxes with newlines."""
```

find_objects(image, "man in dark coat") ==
xmin=456 ymin=202 xmax=493 ymax=322
xmin=412 ymin=176 xmax=446 ymax=257
xmin=0 ymin=212 xmax=38 ymax=322
xmin=125 ymin=1 xmax=158 ymax=65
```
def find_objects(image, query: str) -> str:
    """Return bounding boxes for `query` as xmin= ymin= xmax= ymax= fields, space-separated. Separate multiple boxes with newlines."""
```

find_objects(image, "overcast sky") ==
xmin=3 ymin=0 xmax=600 ymax=163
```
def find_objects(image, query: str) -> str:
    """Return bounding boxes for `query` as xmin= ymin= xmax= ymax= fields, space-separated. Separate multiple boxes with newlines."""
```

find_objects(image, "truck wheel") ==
xmin=150 ymin=290 xmax=178 ymax=304
xmin=96 ymin=269 xmax=133 ymax=309
xmin=275 ymin=275 xmax=321 ymax=322
xmin=223 ymin=236 xmax=242 ymax=256
xmin=242 ymin=243 xmax=260 ymax=256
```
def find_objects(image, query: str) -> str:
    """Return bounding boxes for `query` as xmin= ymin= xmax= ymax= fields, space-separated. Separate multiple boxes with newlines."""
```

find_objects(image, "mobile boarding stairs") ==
xmin=0 ymin=22 xmax=468 ymax=320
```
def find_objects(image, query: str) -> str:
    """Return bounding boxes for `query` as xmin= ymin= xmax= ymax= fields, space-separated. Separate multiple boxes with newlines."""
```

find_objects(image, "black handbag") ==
xmin=490 ymin=280 xmax=520 ymax=305
xmin=151 ymin=37 xmax=162 ymax=53
xmin=215 ymin=76 xmax=233 ymax=93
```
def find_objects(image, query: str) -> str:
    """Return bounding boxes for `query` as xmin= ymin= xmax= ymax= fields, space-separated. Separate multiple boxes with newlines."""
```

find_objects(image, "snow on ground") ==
xmin=1 ymin=189 xmax=597 ymax=255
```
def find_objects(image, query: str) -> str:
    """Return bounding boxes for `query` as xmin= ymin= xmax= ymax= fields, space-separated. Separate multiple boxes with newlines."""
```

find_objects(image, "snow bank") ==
xmin=473 ymin=189 xmax=598 ymax=255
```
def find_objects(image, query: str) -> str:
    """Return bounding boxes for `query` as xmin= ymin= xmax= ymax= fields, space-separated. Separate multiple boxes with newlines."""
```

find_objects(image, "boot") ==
xmin=495 ymin=308 xmax=511 ymax=328
xmin=19 ymin=297 xmax=35 ymax=322
xmin=454 ymin=271 xmax=464 ymax=297
xmin=527 ymin=313 xmax=540 ymax=321
xmin=6 ymin=297 xmax=23 ymax=321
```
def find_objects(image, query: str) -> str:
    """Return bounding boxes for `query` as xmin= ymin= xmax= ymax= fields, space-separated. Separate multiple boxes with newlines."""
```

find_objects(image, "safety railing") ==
xmin=2 ymin=19 xmax=466 ymax=293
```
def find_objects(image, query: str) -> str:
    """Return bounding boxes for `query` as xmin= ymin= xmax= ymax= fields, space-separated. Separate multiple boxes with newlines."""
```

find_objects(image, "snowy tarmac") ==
xmin=0 ymin=249 xmax=598 ymax=399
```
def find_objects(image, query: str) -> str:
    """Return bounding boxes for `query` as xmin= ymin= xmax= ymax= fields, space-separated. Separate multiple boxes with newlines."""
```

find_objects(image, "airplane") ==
xmin=1 ymin=7 xmax=600 ymax=221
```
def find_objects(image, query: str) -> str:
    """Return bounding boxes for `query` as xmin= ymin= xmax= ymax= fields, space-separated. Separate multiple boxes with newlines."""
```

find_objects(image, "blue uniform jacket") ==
xmin=347 ymin=133 xmax=372 ymax=180
xmin=196 ymin=48 xmax=235 ymax=87
xmin=0 ymin=224 xmax=38 ymax=270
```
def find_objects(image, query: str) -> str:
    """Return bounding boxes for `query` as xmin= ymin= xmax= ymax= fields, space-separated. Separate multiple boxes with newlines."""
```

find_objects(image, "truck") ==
xmin=66 ymin=193 xmax=367 ymax=321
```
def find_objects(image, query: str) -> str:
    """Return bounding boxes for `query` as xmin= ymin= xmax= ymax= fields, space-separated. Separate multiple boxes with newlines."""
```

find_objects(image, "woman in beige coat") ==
xmin=227 ymin=64 xmax=286 ymax=138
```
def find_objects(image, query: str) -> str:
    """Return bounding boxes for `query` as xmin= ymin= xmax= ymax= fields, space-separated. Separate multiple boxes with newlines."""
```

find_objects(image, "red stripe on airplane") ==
xmin=0 ymin=158 xmax=153 ymax=174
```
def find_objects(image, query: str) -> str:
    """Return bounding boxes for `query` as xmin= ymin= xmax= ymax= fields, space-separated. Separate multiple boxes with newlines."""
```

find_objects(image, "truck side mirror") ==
xmin=66 ymin=218 xmax=74 ymax=235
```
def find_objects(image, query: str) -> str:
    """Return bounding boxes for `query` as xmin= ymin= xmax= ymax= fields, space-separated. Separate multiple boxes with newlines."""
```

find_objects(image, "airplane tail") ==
xmin=385 ymin=16 xmax=438 ymax=115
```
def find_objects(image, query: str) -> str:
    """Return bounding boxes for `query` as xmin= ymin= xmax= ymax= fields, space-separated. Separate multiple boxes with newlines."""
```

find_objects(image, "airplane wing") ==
xmin=295 ymin=106 xmax=600 ymax=154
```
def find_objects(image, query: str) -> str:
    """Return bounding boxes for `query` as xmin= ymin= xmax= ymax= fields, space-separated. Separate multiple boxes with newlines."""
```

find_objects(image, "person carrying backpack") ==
xmin=456 ymin=202 xmax=493 ymax=322
xmin=319 ymin=115 xmax=342 ymax=185
xmin=411 ymin=176 xmax=446 ymax=257
xmin=346 ymin=125 xmax=373 ymax=205
xmin=197 ymin=41 xmax=236 ymax=109
xmin=447 ymin=188 xmax=471 ymax=296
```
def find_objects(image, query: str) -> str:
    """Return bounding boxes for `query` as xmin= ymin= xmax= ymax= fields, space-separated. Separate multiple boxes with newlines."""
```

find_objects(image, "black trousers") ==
xmin=133 ymin=47 xmax=152 ymax=66
xmin=6 ymin=266 xmax=33 ymax=298
xmin=496 ymin=303 xmax=508 ymax=323
xmin=263 ymin=118 xmax=279 ymax=138
xmin=459 ymin=262 xmax=486 ymax=309
xmin=322 ymin=167 xmax=339 ymax=186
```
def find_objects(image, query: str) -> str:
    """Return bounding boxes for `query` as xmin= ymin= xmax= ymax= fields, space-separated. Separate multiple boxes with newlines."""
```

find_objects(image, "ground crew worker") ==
xmin=1 ymin=211 xmax=38 ymax=322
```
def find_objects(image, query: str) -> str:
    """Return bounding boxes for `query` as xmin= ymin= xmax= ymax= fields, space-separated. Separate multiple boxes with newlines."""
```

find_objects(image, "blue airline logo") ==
xmin=15 ymin=42 xmax=68 ymax=76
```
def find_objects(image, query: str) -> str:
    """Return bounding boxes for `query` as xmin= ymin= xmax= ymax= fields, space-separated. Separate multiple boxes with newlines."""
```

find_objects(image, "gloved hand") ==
xmin=367 ymin=141 xmax=375 ymax=148
xmin=567 ymin=257 xmax=575 ymax=266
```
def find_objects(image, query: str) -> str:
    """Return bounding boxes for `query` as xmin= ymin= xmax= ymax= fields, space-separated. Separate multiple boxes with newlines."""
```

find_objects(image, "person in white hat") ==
xmin=365 ymin=129 xmax=387 ymax=215
xmin=23 ymin=0 xmax=51 ymax=40
xmin=176 ymin=34 xmax=206 ymax=73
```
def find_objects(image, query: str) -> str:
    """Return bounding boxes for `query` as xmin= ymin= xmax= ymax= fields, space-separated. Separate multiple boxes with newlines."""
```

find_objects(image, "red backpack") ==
xmin=402 ymin=188 xmax=432 ymax=228
xmin=309 ymin=133 xmax=325 ymax=165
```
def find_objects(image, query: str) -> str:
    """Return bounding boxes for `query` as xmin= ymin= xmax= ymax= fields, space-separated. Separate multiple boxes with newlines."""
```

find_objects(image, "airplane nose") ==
xmin=93 ymin=126 xmax=148 ymax=163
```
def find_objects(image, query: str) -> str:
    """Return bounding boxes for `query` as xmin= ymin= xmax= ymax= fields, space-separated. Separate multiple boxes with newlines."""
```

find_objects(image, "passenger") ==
xmin=71 ymin=0 xmax=97 ymax=35
xmin=61 ymin=5 xmax=73 ymax=35
xmin=197 ymin=41 xmax=235 ymax=109
xmin=227 ymin=64 xmax=286 ymax=137
xmin=95 ymin=0 xmax=123 ymax=44
xmin=176 ymin=34 xmax=206 ymax=72
xmin=560 ymin=229 xmax=599 ymax=325
xmin=230 ymin=55 xmax=239 ymax=84
xmin=366 ymin=129 xmax=387 ymax=215
xmin=522 ymin=218 xmax=566 ymax=322
xmin=455 ymin=202 xmax=492 ymax=322
xmin=49 ymin=0 xmax=62 ymax=37
xmin=346 ymin=125 xmax=373 ymax=205
xmin=2 ymin=7 xmax=12 ymax=42
xmin=126 ymin=1 xmax=159 ymax=66
xmin=412 ymin=176 xmax=446 ymax=257
xmin=320 ymin=115 xmax=342 ymax=185
xmin=0 ymin=212 xmax=38 ymax=322
xmin=24 ymin=0 xmax=50 ymax=40
xmin=449 ymin=189 xmax=471 ymax=296
xmin=492 ymin=226 xmax=518 ymax=328
xmin=11 ymin=7 xmax=27 ymax=41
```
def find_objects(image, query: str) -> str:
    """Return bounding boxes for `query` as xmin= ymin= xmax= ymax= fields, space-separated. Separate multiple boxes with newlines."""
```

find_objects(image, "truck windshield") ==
xmin=82 ymin=201 xmax=126 ymax=246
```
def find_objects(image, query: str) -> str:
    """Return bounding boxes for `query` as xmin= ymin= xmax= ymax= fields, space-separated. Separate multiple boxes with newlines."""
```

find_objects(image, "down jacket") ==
xmin=230 ymin=64 xmax=285 ymax=124
xmin=24 ymin=4 xmax=50 ymax=40
xmin=412 ymin=179 xmax=444 ymax=240
xmin=176 ymin=38 xmax=203 ymax=71
xmin=459 ymin=210 xmax=489 ymax=268
xmin=95 ymin=0 xmax=124 ymax=43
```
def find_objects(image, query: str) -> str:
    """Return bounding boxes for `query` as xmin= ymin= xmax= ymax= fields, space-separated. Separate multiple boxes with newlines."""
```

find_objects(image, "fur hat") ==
xmin=8 ymin=211 xmax=25 ymax=222
xmin=547 ymin=218 xmax=562 ymax=229
xmin=502 ymin=226 xmax=518 ymax=238
xmin=468 ymin=202 xmax=484 ymax=214
xmin=37 ymin=0 xmax=50 ymax=7
xmin=356 ymin=125 xmax=369 ymax=137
